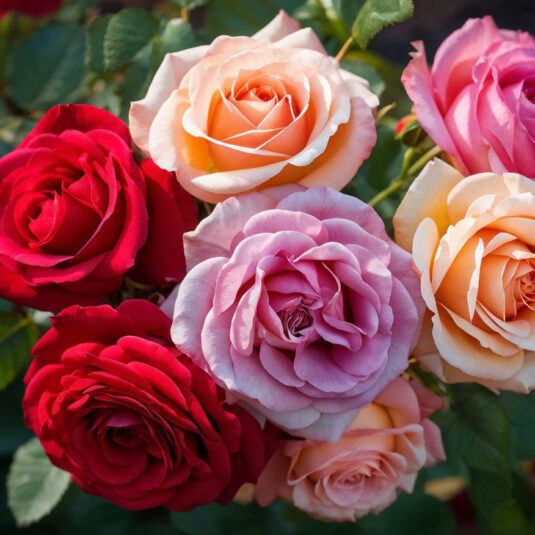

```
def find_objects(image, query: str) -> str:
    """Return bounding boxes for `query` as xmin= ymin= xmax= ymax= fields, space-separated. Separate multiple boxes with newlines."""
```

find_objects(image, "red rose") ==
xmin=0 ymin=0 xmax=61 ymax=18
xmin=23 ymin=300 xmax=271 ymax=511
xmin=0 ymin=104 xmax=197 ymax=312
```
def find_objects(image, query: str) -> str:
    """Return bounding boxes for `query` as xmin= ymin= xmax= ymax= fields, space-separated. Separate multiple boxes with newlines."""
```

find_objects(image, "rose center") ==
xmin=519 ymin=269 xmax=535 ymax=304
xmin=282 ymin=304 xmax=313 ymax=337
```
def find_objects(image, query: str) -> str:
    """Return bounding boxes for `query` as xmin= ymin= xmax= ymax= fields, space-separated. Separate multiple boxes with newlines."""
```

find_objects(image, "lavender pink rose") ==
xmin=171 ymin=185 xmax=424 ymax=441
xmin=403 ymin=16 xmax=535 ymax=177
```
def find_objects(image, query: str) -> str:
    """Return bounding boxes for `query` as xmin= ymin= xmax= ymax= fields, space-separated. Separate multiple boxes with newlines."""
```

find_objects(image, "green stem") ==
xmin=406 ymin=144 xmax=442 ymax=176
xmin=368 ymin=145 xmax=442 ymax=207
xmin=335 ymin=36 xmax=353 ymax=63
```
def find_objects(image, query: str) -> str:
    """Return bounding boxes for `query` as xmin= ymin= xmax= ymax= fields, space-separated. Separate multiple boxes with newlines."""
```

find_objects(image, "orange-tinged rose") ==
xmin=394 ymin=158 xmax=535 ymax=392
xmin=255 ymin=378 xmax=444 ymax=522
xmin=129 ymin=11 xmax=378 ymax=203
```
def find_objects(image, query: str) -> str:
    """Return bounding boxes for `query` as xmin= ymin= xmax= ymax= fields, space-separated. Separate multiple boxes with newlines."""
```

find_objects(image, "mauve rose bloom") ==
xmin=403 ymin=16 xmax=535 ymax=177
xmin=171 ymin=186 xmax=424 ymax=441
xmin=0 ymin=104 xmax=197 ymax=312
xmin=129 ymin=10 xmax=378 ymax=203
xmin=394 ymin=158 xmax=535 ymax=392
xmin=255 ymin=378 xmax=445 ymax=522
xmin=23 ymin=300 xmax=271 ymax=511
xmin=0 ymin=0 xmax=61 ymax=18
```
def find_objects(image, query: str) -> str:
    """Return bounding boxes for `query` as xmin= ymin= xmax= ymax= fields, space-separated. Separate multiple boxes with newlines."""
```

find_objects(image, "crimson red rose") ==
xmin=0 ymin=0 xmax=61 ymax=18
xmin=23 ymin=300 xmax=271 ymax=511
xmin=0 ymin=104 xmax=197 ymax=312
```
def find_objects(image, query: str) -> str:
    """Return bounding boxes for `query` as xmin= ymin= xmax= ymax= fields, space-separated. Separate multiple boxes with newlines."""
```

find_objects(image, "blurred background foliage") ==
xmin=0 ymin=1 xmax=535 ymax=534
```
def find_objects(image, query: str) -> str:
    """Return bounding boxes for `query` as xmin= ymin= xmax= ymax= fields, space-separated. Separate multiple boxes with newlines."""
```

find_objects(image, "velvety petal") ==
xmin=253 ymin=10 xmax=302 ymax=43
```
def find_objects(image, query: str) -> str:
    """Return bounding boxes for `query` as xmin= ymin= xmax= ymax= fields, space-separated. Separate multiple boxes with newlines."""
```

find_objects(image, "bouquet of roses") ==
xmin=1 ymin=1 xmax=535 ymax=533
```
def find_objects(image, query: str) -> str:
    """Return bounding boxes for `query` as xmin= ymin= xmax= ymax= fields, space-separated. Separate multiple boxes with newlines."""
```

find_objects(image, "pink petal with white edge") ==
xmin=252 ymin=10 xmax=301 ymax=43
xmin=277 ymin=186 xmax=386 ymax=238
xmin=183 ymin=191 xmax=278 ymax=269
xmin=171 ymin=257 xmax=227 ymax=366
xmin=274 ymin=27 xmax=327 ymax=54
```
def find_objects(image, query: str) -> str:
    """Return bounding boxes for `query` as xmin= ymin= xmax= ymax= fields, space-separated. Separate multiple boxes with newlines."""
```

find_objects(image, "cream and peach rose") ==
xmin=394 ymin=158 xmax=535 ymax=392
xmin=129 ymin=11 xmax=378 ymax=203
xmin=255 ymin=378 xmax=444 ymax=522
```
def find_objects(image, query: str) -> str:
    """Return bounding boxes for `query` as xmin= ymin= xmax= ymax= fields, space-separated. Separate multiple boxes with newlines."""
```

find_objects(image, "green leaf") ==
xmin=340 ymin=59 xmax=385 ymax=96
xmin=104 ymin=9 xmax=159 ymax=71
xmin=359 ymin=492 xmax=456 ymax=535
xmin=119 ymin=44 xmax=154 ymax=121
xmin=500 ymin=391 xmax=535 ymax=460
xmin=168 ymin=0 xmax=210 ymax=9
xmin=332 ymin=0 xmax=365 ymax=30
xmin=7 ymin=437 xmax=71 ymax=527
xmin=6 ymin=23 xmax=85 ymax=110
xmin=434 ymin=384 xmax=511 ymax=478
xmin=343 ymin=124 xmax=404 ymax=233
xmin=0 ymin=312 xmax=38 ymax=392
xmin=152 ymin=18 xmax=196 ymax=67
xmin=205 ymin=0 xmax=302 ymax=38
xmin=352 ymin=0 xmax=414 ymax=49
xmin=468 ymin=468 xmax=533 ymax=535
xmin=86 ymin=15 xmax=111 ymax=74
xmin=0 ymin=374 xmax=32 ymax=457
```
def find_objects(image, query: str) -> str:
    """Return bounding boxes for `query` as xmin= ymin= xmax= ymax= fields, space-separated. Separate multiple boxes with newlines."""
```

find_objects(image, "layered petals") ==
xmin=255 ymin=379 xmax=445 ymax=522
xmin=172 ymin=186 xmax=424 ymax=441
xmin=0 ymin=104 xmax=197 ymax=312
xmin=402 ymin=16 xmax=535 ymax=177
xmin=129 ymin=11 xmax=378 ymax=202
xmin=394 ymin=160 xmax=535 ymax=391
xmin=23 ymin=301 xmax=271 ymax=512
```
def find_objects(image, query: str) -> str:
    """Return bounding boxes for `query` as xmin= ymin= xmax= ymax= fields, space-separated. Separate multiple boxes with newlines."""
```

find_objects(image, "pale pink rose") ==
xmin=171 ymin=185 xmax=424 ymax=441
xmin=255 ymin=378 xmax=445 ymax=522
xmin=402 ymin=16 xmax=535 ymax=177
xmin=129 ymin=11 xmax=378 ymax=203
xmin=394 ymin=158 xmax=535 ymax=392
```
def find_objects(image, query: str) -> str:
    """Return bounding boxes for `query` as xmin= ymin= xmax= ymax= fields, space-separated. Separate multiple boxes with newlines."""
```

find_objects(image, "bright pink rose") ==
xmin=171 ymin=186 xmax=423 ymax=441
xmin=23 ymin=300 xmax=271 ymax=511
xmin=0 ymin=0 xmax=61 ymax=18
xmin=402 ymin=16 xmax=535 ymax=177
xmin=129 ymin=10 xmax=378 ymax=203
xmin=255 ymin=378 xmax=445 ymax=522
xmin=0 ymin=104 xmax=197 ymax=312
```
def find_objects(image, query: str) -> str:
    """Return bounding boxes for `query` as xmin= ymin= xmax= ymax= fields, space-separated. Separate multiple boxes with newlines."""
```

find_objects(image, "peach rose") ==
xmin=129 ymin=11 xmax=378 ymax=203
xmin=394 ymin=158 xmax=535 ymax=392
xmin=255 ymin=378 xmax=444 ymax=522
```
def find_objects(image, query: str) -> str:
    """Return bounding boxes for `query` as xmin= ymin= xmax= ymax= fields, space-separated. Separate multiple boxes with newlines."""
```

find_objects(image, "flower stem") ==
xmin=368 ymin=145 xmax=442 ymax=207
xmin=335 ymin=36 xmax=353 ymax=63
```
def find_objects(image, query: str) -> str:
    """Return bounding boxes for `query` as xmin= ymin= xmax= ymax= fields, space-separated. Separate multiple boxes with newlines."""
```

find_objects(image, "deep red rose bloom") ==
xmin=0 ymin=104 xmax=197 ymax=312
xmin=23 ymin=300 xmax=271 ymax=511
xmin=0 ymin=0 xmax=61 ymax=18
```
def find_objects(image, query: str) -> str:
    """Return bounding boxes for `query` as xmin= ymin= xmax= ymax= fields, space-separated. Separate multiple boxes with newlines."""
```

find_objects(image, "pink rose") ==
xmin=255 ymin=378 xmax=445 ymax=522
xmin=402 ymin=16 xmax=535 ymax=177
xmin=171 ymin=185 xmax=423 ymax=441
xmin=129 ymin=11 xmax=378 ymax=203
